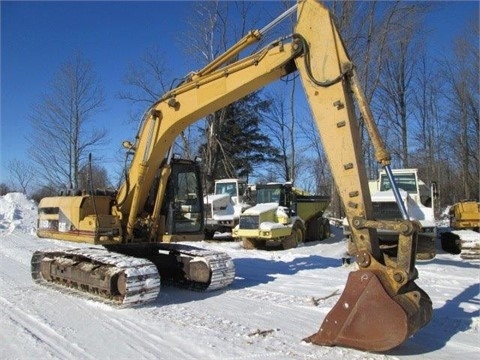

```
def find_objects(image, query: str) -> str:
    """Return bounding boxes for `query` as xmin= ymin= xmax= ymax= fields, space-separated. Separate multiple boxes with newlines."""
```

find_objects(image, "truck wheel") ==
xmin=282 ymin=223 xmax=303 ymax=250
xmin=204 ymin=230 xmax=215 ymax=240
xmin=305 ymin=217 xmax=317 ymax=241
xmin=416 ymin=236 xmax=436 ymax=260
xmin=440 ymin=232 xmax=461 ymax=254
xmin=322 ymin=218 xmax=331 ymax=239
xmin=242 ymin=237 xmax=258 ymax=249
xmin=306 ymin=217 xmax=326 ymax=241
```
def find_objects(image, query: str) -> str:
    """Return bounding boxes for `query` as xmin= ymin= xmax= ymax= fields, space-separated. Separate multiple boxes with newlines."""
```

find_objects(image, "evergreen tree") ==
xmin=199 ymin=92 xmax=280 ymax=191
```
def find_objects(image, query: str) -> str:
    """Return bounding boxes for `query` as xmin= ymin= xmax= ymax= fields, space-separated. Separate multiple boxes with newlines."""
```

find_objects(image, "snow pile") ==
xmin=0 ymin=192 xmax=37 ymax=235
xmin=451 ymin=230 xmax=480 ymax=241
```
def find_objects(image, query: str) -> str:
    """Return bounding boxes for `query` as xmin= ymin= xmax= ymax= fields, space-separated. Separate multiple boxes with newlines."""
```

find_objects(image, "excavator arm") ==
xmin=113 ymin=31 xmax=308 ymax=240
xmin=294 ymin=1 xmax=432 ymax=350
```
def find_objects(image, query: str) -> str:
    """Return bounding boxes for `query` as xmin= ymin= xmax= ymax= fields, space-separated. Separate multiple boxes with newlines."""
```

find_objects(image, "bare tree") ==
xmin=442 ymin=18 xmax=479 ymax=201
xmin=263 ymin=89 xmax=292 ymax=182
xmin=372 ymin=3 xmax=430 ymax=169
xmin=296 ymin=111 xmax=333 ymax=194
xmin=28 ymin=52 xmax=107 ymax=189
xmin=119 ymin=46 xmax=171 ymax=106
xmin=182 ymin=1 xmax=243 ymax=191
xmin=328 ymin=1 xmax=431 ymax=173
xmin=118 ymin=46 xmax=195 ymax=159
xmin=7 ymin=159 xmax=35 ymax=194
xmin=408 ymin=51 xmax=451 ymax=210
xmin=180 ymin=1 xmax=283 ymax=192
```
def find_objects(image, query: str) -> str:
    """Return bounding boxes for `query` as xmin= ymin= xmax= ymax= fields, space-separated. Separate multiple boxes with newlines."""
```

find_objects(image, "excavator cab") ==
xmin=143 ymin=158 xmax=205 ymax=242
xmin=162 ymin=159 xmax=204 ymax=235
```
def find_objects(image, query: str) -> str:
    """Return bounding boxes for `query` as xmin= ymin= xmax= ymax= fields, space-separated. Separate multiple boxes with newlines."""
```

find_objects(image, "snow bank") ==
xmin=0 ymin=192 xmax=37 ymax=235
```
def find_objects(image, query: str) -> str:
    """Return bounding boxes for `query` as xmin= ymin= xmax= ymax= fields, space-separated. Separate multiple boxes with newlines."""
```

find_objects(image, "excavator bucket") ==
xmin=304 ymin=270 xmax=432 ymax=352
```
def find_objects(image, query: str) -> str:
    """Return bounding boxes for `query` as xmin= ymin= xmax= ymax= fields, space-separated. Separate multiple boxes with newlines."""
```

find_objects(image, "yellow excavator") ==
xmin=32 ymin=0 xmax=432 ymax=352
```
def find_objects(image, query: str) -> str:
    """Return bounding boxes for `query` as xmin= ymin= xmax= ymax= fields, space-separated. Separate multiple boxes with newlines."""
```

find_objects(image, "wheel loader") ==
xmin=32 ymin=0 xmax=432 ymax=352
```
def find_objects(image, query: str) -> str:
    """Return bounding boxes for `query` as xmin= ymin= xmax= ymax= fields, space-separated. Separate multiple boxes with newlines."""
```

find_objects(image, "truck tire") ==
xmin=440 ymin=232 xmax=461 ymax=254
xmin=242 ymin=237 xmax=260 ymax=249
xmin=306 ymin=217 xmax=330 ymax=241
xmin=204 ymin=229 xmax=215 ymax=240
xmin=282 ymin=223 xmax=304 ymax=250
xmin=322 ymin=218 xmax=331 ymax=239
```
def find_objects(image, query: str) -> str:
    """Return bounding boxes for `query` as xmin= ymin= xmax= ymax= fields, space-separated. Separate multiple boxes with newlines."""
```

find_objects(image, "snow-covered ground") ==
xmin=0 ymin=193 xmax=478 ymax=359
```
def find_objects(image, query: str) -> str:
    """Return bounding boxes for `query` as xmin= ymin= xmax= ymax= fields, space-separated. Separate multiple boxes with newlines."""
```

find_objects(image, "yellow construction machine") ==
xmin=33 ymin=0 xmax=432 ymax=352
xmin=440 ymin=200 xmax=480 ymax=259
xmin=232 ymin=182 xmax=331 ymax=249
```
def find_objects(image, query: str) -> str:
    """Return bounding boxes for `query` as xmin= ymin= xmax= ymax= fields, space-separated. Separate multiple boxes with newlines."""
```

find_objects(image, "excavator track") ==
xmin=166 ymin=245 xmax=236 ymax=291
xmin=458 ymin=234 xmax=480 ymax=260
xmin=105 ymin=243 xmax=236 ymax=292
xmin=31 ymin=247 xmax=161 ymax=307
xmin=31 ymin=244 xmax=235 ymax=306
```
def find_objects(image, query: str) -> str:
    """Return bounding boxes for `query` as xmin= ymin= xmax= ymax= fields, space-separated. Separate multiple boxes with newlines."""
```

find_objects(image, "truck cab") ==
xmin=203 ymin=179 xmax=253 ymax=239
xmin=344 ymin=168 xmax=437 ymax=259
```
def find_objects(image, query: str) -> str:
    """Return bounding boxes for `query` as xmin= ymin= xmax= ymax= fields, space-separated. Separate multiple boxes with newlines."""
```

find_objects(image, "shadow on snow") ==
xmin=230 ymin=254 xmax=341 ymax=290
xmin=386 ymin=282 xmax=479 ymax=356
xmin=153 ymin=252 xmax=343 ymax=306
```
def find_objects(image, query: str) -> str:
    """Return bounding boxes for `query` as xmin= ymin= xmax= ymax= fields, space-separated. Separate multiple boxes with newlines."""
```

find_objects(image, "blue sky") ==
xmin=1 ymin=1 xmax=479 ymax=187
xmin=1 ymin=1 xmax=193 ymax=185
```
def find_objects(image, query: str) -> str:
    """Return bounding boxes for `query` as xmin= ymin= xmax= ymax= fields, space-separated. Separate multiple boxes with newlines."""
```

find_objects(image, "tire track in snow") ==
xmin=0 ymin=297 xmax=94 ymax=360
xmin=142 ymin=304 xmax=292 ymax=359
xmin=142 ymin=302 xmax=326 ymax=360
xmin=101 ymin=317 xmax=176 ymax=359
xmin=71 ymin=301 xmax=211 ymax=360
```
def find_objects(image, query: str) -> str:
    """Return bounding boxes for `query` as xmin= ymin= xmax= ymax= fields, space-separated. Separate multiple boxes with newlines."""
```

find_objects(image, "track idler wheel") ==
xmin=304 ymin=270 xmax=432 ymax=352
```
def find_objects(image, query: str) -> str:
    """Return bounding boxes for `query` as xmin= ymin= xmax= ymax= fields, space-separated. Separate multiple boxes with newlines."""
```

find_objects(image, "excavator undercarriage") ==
xmin=32 ymin=244 xmax=235 ymax=307
xmin=31 ymin=248 xmax=161 ymax=307
xmin=33 ymin=158 xmax=236 ymax=306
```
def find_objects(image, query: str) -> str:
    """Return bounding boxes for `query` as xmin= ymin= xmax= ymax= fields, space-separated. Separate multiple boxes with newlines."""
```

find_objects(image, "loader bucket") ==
xmin=304 ymin=270 xmax=432 ymax=352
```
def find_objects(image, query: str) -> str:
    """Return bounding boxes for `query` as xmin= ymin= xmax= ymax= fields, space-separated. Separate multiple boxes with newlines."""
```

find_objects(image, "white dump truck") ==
xmin=203 ymin=179 xmax=253 ymax=239
xmin=344 ymin=168 xmax=437 ymax=260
